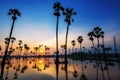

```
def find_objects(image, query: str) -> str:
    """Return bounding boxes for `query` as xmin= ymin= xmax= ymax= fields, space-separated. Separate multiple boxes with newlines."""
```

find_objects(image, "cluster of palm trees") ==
xmin=33 ymin=45 xmax=50 ymax=56
xmin=53 ymin=2 xmax=76 ymax=63
xmin=87 ymin=26 xmax=114 ymax=58
xmin=71 ymin=36 xmax=84 ymax=54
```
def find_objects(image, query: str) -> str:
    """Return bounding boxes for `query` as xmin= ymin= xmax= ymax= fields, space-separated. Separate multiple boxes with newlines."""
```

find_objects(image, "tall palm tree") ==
xmin=92 ymin=27 xmax=102 ymax=54
xmin=88 ymin=31 xmax=94 ymax=49
xmin=1 ymin=9 xmax=21 ymax=79
xmin=53 ymin=2 xmax=64 ymax=63
xmin=77 ymin=36 xmax=84 ymax=53
xmin=93 ymin=27 xmax=106 ymax=80
xmin=71 ymin=40 xmax=76 ymax=53
xmin=63 ymin=8 xmax=76 ymax=63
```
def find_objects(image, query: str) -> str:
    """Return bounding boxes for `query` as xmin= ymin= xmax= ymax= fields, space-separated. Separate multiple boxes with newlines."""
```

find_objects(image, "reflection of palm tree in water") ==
xmin=5 ymin=66 xmax=9 ymax=80
xmin=13 ymin=59 xmax=21 ymax=79
xmin=72 ymin=60 xmax=78 ymax=78
xmin=56 ymin=62 xmax=59 ymax=80
xmin=32 ymin=58 xmax=37 ymax=69
xmin=44 ymin=58 xmax=50 ymax=70
xmin=65 ymin=62 xmax=68 ymax=80
xmin=104 ymin=63 xmax=111 ymax=80
xmin=21 ymin=58 xmax=28 ymax=73
xmin=5 ymin=61 xmax=12 ymax=80
xmin=80 ymin=60 xmax=88 ymax=80
xmin=93 ymin=61 xmax=99 ymax=80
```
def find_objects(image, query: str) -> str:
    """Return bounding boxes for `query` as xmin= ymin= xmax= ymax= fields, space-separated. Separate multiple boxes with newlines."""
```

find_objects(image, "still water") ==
xmin=0 ymin=58 xmax=120 ymax=80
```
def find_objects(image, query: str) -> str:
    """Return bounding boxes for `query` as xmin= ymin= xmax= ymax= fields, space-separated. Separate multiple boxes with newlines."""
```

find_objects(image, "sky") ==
xmin=0 ymin=0 xmax=120 ymax=54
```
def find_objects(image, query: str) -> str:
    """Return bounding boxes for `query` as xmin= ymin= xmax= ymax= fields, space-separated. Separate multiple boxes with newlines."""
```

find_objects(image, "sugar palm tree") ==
xmin=53 ymin=2 xmax=64 ymax=63
xmin=4 ymin=38 xmax=9 ymax=49
xmin=1 ymin=9 xmax=21 ymax=65
xmin=3 ymin=9 xmax=21 ymax=59
xmin=71 ymin=40 xmax=76 ymax=53
xmin=1 ymin=9 xmax=20 ymax=79
xmin=18 ymin=40 xmax=22 ymax=46
xmin=92 ymin=27 xmax=102 ymax=54
xmin=9 ymin=37 xmax=16 ymax=57
xmin=100 ymin=31 xmax=105 ymax=53
xmin=18 ymin=40 xmax=22 ymax=57
xmin=88 ymin=31 xmax=94 ymax=49
xmin=63 ymin=8 xmax=76 ymax=63
xmin=10 ymin=37 xmax=16 ymax=47
xmin=34 ymin=47 xmax=39 ymax=57
xmin=77 ymin=36 xmax=84 ymax=53
xmin=44 ymin=46 xmax=50 ymax=55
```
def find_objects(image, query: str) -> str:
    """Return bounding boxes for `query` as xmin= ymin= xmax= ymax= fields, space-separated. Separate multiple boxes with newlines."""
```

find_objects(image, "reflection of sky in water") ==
xmin=19 ymin=73 xmax=55 ymax=80
xmin=0 ymin=58 xmax=120 ymax=80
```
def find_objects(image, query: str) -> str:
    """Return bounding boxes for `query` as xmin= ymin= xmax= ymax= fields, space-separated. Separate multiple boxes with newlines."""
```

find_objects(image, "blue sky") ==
xmin=0 ymin=0 xmax=120 ymax=53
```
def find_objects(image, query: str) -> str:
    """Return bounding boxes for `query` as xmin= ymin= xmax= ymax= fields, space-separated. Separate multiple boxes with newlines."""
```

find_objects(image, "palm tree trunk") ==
xmin=72 ymin=46 xmax=74 ymax=53
xmin=80 ymin=44 xmax=82 ymax=53
xmin=1 ymin=19 xmax=15 ymax=79
xmin=92 ymin=41 xmax=94 ymax=49
xmin=102 ymin=38 xmax=105 ymax=54
xmin=81 ymin=61 xmax=84 ymax=74
xmin=56 ymin=16 xmax=59 ymax=63
xmin=97 ymin=38 xmax=100 ymax=53
xmin=73 ymin=46 xmax=75 ymax=53
xmin=97 ymin=38 xmax=100 ymax=59
xmin=65 ymin=24 xmax=69 ymax=63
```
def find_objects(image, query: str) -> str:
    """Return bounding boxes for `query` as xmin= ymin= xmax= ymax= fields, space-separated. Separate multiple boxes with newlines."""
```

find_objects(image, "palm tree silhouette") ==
xmin=100 ymin=31 xmax=105 ymax=53
xmin=2 ymin=9 xmax=21 ymax=60
xmin=72 ymin=60 xmax=78 ymax=78
xmin=92 ymin=27 xmax=103 ymax=54
xmin=92 ymin=27 xmax=106 ymax=80
xmin=80 ymin=61 xmax=88 ymax=80
xmin=77 ymin=36 xmax=84 ymax=53
xmin=18 ymin=40 xmax=22 ymax=57
xmin=24 ymin=44 xmax=30 ymax=57
xmin=34 ymin=47 xmax=39 ymax=57
xmin=1 ymin=9 xmax=20 ymax=79
xmin=71 ymin=40 xmax=76 ymax=53
xmin=88 ymin=32 xmax=94 ymax=50
xmin=53 ymin=2 xmax=64 ymax=63
xmin=4 ymin=38 xmax=9 ymax=49
xmin=63 ymin=8 xmax=76 ymax=63
xmin=9 ymin=37 xmax=16 ymax=57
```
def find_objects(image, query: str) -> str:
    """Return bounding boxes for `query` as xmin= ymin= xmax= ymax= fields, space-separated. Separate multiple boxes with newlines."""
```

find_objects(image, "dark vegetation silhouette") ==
xmin=53 ymin=2 xmax=64 ymax=63
xmin=71 ymin=40 xmax=76 ymax=53
xmin=62 ymin=8 xmax=76 ymax=63
xmin=77 ymin=36 xmax=84 ymax=53
xmin=0 ymin=1 xmax=120 ymax=80
xmin=1 ymin=9 xmax=21 ymax=79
